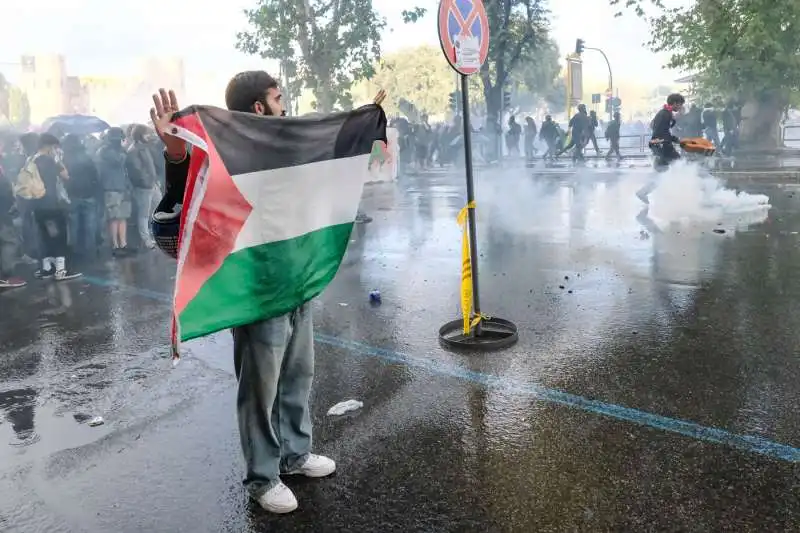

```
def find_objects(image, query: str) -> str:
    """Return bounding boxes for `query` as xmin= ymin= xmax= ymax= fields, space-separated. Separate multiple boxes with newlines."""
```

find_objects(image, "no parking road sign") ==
xmin=438 ymin=0 xmax=490 ymax=75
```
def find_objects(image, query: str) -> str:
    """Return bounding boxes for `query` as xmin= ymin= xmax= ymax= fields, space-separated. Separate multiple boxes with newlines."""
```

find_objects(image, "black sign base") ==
xmin=438 ymin=317 xmax=518 ymax=351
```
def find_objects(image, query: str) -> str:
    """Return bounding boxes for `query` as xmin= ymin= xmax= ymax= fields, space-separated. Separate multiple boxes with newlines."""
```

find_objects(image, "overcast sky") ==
xmin=0 ymin=0 xmax=685 ymax=88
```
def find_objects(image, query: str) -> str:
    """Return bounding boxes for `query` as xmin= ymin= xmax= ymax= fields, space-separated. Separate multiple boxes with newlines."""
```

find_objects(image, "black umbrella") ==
xmin=42 ymin=114 xmax=111 ymax=136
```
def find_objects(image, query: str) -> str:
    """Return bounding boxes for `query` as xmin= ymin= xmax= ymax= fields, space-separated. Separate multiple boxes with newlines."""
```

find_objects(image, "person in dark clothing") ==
xmin=557 ymin=104 xmax=591 ymax=160
xmin=639 ymin=93 xmax=685 ymax=204
xmin=587 ymin=110 xmax=601 ymax=154
xmin=524 ymin=116 xmax=537 ymax=161
xmin=678 ymin=104 xmax=703 ymax=138
xmin=0 ymin=164 xmax=26 ymax=288
xmin=604 ymin=111 xmax=623 ymax=160
xmin=539 ymin=115 xmax=559 ymax=160
xmin=62 ymin=134 xmax=100 ymax=256
xmin=650 ymin=93 xmax=684 ymax=165
xmin=30 ymin=134 xmax=82 ymax=281
xmin=506 ymin=116 xmax=522 ymax=157
xmin=719 ymin=103 xmax=738 ymax=156
xmin=414 ymin=120 xmax=431 ymax=170
xmin=701 ymin=104 xmax=720 ymax=147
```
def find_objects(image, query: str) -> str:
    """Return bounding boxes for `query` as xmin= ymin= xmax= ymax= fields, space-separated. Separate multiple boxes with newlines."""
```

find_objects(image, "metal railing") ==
xmin=594 ymin=124 xmax=800 ymax=153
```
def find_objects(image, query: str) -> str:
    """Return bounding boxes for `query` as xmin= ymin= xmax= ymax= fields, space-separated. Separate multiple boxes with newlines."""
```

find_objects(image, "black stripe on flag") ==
xmin=171 ymin=104 xmax=387 ymax=177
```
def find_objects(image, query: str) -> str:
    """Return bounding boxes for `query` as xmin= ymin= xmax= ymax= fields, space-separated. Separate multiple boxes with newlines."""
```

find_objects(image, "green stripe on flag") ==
xmin=178 ymin=222 xmax=354 ymax=340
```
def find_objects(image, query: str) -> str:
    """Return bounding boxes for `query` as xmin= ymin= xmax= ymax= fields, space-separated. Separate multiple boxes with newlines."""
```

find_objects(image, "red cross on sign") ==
xmin=438 ymin=0 xmax=490 ymax=76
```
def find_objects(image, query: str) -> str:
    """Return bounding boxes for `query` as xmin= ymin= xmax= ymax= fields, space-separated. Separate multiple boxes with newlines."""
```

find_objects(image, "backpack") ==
xmin=14 ymin=155 xmax=46 ymax=200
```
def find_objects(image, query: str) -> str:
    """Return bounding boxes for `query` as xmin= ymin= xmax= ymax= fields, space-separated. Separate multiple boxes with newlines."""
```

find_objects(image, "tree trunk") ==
xmin=483 ymin=84 xmax=502 ymax=161
xmin=311 ymin=88 xmax=332 ymax=113
xmin=739 ymin=98 xmax=784 ymax=149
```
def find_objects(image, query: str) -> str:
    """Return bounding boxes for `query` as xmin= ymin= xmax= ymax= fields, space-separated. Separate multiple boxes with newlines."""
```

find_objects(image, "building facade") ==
xmin=12 ymin=54 xmax=186 ymax=126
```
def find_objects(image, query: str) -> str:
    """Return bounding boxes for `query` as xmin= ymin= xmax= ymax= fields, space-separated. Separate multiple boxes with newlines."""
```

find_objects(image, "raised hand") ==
xmin=149 ymin=88 xmax=186 ymax=160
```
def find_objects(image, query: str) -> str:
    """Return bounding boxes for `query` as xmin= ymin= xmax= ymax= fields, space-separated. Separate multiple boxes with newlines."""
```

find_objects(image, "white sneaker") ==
xmin=257 ymin=481 xmax=298 ymax=514
xmin=55 ymin=270 xmax=83 ymax=281
xmin=286 ymin=454 xmax=336 ymax=478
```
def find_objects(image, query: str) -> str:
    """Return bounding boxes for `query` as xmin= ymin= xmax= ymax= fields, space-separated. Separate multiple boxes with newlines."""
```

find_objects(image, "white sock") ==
xmin=55 ymin=257 xmax=65 ymax=272
xmin=43 ymin=257 xmax=54 ymax=271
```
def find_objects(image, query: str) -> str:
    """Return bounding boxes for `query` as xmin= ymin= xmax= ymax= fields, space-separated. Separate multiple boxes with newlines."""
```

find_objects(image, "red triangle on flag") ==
xmin=172 ymin=112 xmax=253 ymax=316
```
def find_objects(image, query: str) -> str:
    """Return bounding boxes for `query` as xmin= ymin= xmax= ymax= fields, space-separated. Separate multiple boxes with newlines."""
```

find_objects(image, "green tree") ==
xmin=370 ymin=46 xmax=454 ymax=116
xmin=509 ymin=36 xmax=561 ymax=110
xmin=405 ymin=0 xmax=550 ymax=125
xmin=612 ymin=0 xmax=800 ymax=147
xmin=237 ymin=0 xmax=385 ymax=112
xmin=7 ymin=87 xmax=30 ymax=128
xmin=366 ymin=45 xmax=484 ymax=118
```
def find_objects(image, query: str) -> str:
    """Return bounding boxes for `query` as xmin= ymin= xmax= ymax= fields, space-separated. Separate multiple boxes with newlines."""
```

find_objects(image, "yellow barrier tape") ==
xmin=458 ymin=201 xmax=477 ymax=335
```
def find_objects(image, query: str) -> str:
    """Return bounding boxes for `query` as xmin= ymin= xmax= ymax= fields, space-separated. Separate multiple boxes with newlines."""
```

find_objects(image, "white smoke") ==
xmin=473 ymin=160 xmax=771 ymax=244
xmin=645 ymin=160 xmax=770 ymax=231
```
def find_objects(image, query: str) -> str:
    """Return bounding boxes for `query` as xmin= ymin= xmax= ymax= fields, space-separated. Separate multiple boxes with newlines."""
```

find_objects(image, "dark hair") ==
xmin=667 ymin=93 xmax=685 ymax=106
xmin=38 ymin=133 xmax=60 ymax=149
xmin=131 ymin=124 xmax=150 ymax=143
xmin=106 ymin=127 xmax=125 ymax=141
xmin=225 ymin=71 xmax=279 ymax=113
xmin=61 ymin=134 xmax=84 ymax=152
xmin=19 ymin=132 xmax=39 ymax=156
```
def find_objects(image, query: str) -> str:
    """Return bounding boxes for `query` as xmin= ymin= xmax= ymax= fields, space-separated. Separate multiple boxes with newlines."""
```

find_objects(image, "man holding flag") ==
xmin=150 ymin=73 xmax=387 ymax=514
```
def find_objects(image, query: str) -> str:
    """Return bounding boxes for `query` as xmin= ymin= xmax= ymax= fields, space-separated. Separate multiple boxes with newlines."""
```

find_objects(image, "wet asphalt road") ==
xmin=1 ymin=166 xmax=799 ymax=532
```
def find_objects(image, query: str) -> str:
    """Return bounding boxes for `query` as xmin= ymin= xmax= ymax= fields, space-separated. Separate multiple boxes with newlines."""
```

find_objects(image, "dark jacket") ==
xmin=63 ymin=150 xmax=100 ymax=200
xmin=721 ymin=109 xmax=737 ymax=132
xmin=156 ymin=153 xmax=190 ymax=215
xmin=701 ymin=108 xmax=717 ymax=130
xmin=32 ymin=154 xmax=65 ymax=211
xmin=568 ymin=112 xmax=591 ymax=139
xmin=605 ymin=119 xmax=621 ymax=140
xmin=650 ymin=107 xmax=678 ymax=142
xmin=97 ymin=144 xmax=129 ymax=192
xmin=126 ymin=142 xmax=158 ymax=189
xmin=539 ymin=120 xmax=558 ymax=142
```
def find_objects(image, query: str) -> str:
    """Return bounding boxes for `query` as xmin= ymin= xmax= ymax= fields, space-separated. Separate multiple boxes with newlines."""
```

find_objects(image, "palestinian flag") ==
xmin=168 ymin=104 xmax=387 ymax=345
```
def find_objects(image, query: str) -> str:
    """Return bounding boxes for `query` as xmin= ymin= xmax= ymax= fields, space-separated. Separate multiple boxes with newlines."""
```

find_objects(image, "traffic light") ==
xmin=605 ymin=97 xmax=612 ymax=114
xmin=575 ymin=38 xmax=585 ymax=55
xmin=449 ymin=92 xmax=458 ymax=111
xmin=612 ymin=96 xmax=622 ymax=114
xmin=503 ymin=90 xmax=511 ymax=109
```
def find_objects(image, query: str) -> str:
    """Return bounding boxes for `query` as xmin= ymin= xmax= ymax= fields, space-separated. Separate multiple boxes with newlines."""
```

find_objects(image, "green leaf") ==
xmin=237 ymin=0 xmax=386 ymax=112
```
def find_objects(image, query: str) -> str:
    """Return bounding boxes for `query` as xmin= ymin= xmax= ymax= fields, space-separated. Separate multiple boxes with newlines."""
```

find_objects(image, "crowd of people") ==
xmin=674 ymin=102 xmax=741 ymax=156
xmin=390 ymin=108 xmax=627 ymax=169
xmin=0 ymin=125 xmax=165 ymax=288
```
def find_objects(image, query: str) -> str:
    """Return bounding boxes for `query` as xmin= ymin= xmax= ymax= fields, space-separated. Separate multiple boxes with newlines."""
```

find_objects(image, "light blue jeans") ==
xmin=233 ymin=302 xmax=314 ymax=497
xmin=133 ymin=187 xmax=158 ymax=246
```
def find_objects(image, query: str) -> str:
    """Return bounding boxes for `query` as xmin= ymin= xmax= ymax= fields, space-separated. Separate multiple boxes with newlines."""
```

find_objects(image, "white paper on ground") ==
xmin=327 ymin=400 xmax=363 ymax=416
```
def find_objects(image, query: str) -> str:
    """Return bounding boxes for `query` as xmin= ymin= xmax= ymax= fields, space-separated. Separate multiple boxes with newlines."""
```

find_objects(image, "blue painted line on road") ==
xmin=82 ymin=276 xmax=800 ymax=463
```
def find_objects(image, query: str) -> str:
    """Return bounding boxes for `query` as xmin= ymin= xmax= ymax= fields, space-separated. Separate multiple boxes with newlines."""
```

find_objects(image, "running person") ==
xmin=637 ymin=93 xmax=685 ymax=204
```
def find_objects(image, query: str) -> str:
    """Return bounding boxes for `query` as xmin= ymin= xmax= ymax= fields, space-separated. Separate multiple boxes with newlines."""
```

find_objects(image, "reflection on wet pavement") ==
xmin=0 ymin=168 xmax=799 ymax=532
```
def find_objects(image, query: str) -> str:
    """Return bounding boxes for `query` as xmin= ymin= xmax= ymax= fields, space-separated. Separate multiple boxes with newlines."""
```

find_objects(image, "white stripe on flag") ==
xmin=231 ymin=154 xmax=371 ymax=252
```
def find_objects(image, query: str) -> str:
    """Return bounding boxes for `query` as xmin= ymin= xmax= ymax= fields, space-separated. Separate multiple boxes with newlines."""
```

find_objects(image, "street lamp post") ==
xmin=585 ymin=46 xmax=613 ymax=122
xmin=575 ymin=39 xmax=614 ymax=122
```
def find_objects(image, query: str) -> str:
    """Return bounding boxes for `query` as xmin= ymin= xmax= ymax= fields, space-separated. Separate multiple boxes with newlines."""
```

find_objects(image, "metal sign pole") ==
xmin=459 ymin=74 xmax=482 ymax=336
xmin=436 ymin=0 xmax=517 ymax=351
